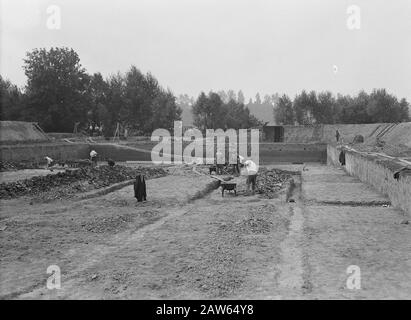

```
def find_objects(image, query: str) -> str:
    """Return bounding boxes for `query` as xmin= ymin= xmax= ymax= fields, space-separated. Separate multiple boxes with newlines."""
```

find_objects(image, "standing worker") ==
xmin=215 ymin=150 xmax=224 ymax=175
xmin=90 ymin=150 xmax=98 ymax=166
xmin=234 ymin=155 xmax=243 ymax=175
xmin=336 ymin=129 xmax=340 ymax=143
xmin=134 ymin=174 xmax=147 ymax=202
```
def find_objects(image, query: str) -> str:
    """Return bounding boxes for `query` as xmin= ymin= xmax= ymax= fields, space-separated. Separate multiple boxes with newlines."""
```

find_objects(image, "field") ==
xmin=1 ymin=162 xmax=410 ymax=299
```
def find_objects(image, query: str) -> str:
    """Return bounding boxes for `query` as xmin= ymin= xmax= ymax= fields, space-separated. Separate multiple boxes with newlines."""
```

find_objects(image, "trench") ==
xmin=276 ymin=175 xmax=305 ymax=298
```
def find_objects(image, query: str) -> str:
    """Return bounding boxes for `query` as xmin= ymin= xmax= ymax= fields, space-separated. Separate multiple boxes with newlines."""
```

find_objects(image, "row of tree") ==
xmin=1 ymin=47 xmax=409 ymax=134
xmin=176 ymin=91 xmax=277 ymax=126
xmin=182 ymin=89 xmax=410 ymax=126
xmin=191 ymin=92 xmax=261 ymax=131
xmin=1 ymin=47 xmax=182 ymax=135
xmin=213 ymin=90 xmax=278 ymax=123
xmin=275 ymin=90 xmax=410 ymax=125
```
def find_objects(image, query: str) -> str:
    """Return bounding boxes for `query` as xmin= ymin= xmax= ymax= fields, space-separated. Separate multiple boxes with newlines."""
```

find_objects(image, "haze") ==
xmin=1 ymin=0 xmax=410 ymax=101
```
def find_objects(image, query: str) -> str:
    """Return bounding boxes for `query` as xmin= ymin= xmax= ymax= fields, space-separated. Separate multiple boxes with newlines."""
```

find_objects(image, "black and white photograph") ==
xmin=0 ymin=0 xmax=410 ymax=308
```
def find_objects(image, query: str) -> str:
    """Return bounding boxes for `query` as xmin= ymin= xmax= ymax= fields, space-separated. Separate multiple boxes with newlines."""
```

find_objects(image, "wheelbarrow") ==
xmin=220 ymin=181 xmax=237 ymax=197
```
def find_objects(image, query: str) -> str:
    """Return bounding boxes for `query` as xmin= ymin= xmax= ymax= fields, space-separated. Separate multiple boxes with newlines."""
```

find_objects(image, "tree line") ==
xmin=1 ymin=47 xmax=409 ymax=135
xmin=0 ymin=47 xmax=182 ymax=135
xmin=191 ymin=91 xmax=262 ymax=131
xmin=274 ymin=90 xmax=410 ymax=125
xmin=176 ymin=91 xmax=277 ymax=126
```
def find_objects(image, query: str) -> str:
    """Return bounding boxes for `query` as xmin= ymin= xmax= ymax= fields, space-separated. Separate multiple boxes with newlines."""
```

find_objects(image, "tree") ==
xmin=342 ymin=91 xmax=370 ymax=123
xmin=293 ymin=90 xmax=310 ymax=124
xmin=176 ymin=94 xmax=195 ymax=126
xmin=150 ymin=90 xmax=182 ymax=131
xmin=124 ymin=66 xmax=158 ymax=131
xmin=274 ymin=94 xmax=294 ymax=125
xmin=192 ymin=91 xmax=261 ymax=131
xmin=217 ymin=90 xmax=228 ymax=104
xmin=398 ymin=98 xmax=410 ymax=122
xmin=0 ymin=76 xmax=25 ymax=120
xmin=237 ymin=90 xmax=245 ymax=104
xmin=192 ymin=92 xmax=209 ymax=131
xmin=255 ymin=93 xmax=261 ymax=105
xmin=23 ymin=47 xmax=90 ymax=132
xmin=316 ymin=91 xmax=336 ymax=124
xmin=176 ymin=94 xmax=195 ymax=110
xmin=87 ymin=72 xmax=109 ymax=126
xmin=263 ymin=94 xmax=272 ymax=105
xmin=105 ymin=72 xmax=127 ymax=135
xmin=334 ymin=94 xmax=352 ymax=124
xmin=366 ymin=89 xmax=408 ymax=123
xmin=227 ymin=89 xmax=236 ymax=102
xmin=208 ymin=92 xmax=225 ymax=129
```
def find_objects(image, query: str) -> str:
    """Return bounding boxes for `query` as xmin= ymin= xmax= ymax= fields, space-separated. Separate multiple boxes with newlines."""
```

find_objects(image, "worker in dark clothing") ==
xmin=339 ymin=150 xmax=346 ymax=166
xmin=336 ymin=130 xmax=340 ymax=142
xmin=233 ymin=155 xmax=243 ymax=175
xmin=134 ymin=174 xmax=147 ymax=202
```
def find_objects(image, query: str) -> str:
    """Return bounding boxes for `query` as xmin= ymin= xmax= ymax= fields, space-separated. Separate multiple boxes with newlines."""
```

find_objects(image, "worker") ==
xmin=216 ymin=150 xmax=224 ymax=175
xmin=134 ymin=174 xmax=147 ymax=202
xmin=233 ymin=155 xmax=243 ymax=175
xmin=90 ymin=150 xmax=98 ymax=166
xmin=240 ymin=157 xmax=258 ymax=195
xmin=44 ymin=156 xmax=54 ymax=171
xmin=339 ymin=149 xmax=346 ymax=166
xmin=336 ymin=129 xmax=340 ymax=143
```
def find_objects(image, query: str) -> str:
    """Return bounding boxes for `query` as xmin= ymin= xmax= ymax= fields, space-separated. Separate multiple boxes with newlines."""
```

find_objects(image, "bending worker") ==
xmin=90 ymin=150 xmax=98 ymax=166
xmin=45 ymin=156 xmax=54 ymax=171
xmin=239 ymin=156 xmax=258 ymax=195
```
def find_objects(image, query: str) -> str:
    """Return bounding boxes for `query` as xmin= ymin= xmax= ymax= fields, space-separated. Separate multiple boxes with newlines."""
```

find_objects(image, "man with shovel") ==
xmin=239 ymin=156 xmax=258 ymax=195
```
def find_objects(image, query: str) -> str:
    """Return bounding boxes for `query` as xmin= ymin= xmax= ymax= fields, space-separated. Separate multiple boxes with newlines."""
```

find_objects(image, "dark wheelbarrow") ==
xmin=220 ymin=182 xmax=237 ymax=197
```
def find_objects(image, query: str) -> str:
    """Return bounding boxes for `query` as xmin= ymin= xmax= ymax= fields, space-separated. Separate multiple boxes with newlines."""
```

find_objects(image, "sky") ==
xmin=1 ymin=0 xmax=410 ymax=102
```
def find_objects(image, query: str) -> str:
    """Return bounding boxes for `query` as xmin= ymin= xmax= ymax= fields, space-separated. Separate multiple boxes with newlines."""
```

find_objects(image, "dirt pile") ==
xmin=0 ymin=165 xmax=167 ymax=200
xmin=256 ymin=168 xmax=293 ymax=198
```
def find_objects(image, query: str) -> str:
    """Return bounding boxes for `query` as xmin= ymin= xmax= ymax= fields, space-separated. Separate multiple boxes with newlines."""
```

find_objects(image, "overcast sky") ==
xmin=1 ymin=0 xmax=410 ymax=102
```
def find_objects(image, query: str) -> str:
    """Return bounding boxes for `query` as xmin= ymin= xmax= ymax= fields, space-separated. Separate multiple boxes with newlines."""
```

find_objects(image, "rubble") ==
xmin=0 ymin=165 xmax=167 ymax=200
xmin=0 ymin=160 xmax=40 ymax=172
xmin=81 ymin=214 xmax=134 ymax=233
xmin=256 ymin=168 xmax=293 ymax=198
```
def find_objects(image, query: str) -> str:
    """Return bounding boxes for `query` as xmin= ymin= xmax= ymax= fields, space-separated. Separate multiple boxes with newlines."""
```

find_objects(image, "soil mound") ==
xmin=0 ymin=165 xmax=166 ymax=200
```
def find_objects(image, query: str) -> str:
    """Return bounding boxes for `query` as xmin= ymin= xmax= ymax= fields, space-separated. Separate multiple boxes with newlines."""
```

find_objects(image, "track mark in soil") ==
xmin=277 ymin=206 xmax=304 ymax=291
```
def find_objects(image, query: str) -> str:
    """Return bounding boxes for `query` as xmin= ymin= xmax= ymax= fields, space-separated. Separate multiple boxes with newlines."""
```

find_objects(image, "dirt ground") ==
xmin=0 ymin=164 xmax=410 ymax=299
